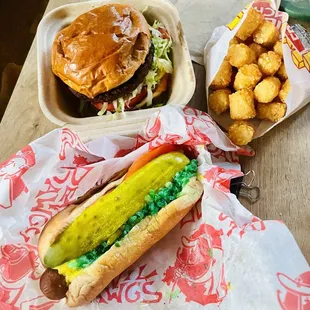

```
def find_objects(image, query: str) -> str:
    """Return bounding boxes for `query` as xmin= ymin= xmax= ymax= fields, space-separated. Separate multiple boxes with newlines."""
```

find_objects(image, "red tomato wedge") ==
xmin=124 ymin=144 xmax=180 ymax=180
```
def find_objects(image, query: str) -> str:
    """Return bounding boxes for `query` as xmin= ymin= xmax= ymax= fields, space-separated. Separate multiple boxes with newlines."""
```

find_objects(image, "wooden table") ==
xmin=0 ymin=0 xmax=309 ymax=263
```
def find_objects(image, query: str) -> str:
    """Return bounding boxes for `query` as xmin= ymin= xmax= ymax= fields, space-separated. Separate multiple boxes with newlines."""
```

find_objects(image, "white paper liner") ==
xmin=0 ymin=105 xmax=308 ymax=310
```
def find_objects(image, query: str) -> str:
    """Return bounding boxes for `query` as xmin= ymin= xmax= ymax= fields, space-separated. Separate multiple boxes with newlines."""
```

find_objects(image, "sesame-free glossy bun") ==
xmin=52 ymin=4 xmax=151 ymax=98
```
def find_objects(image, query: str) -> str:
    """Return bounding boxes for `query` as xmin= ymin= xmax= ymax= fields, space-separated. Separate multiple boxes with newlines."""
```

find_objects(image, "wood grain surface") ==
xmin=0 ymin=0 xmax=309 ymax=263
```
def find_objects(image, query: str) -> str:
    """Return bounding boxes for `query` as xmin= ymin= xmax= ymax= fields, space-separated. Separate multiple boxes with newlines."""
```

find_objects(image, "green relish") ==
xmin=69 ymin=159 xmax=198 ymax=270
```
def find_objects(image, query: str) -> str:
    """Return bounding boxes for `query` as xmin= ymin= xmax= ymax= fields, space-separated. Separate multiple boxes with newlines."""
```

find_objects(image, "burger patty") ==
xmin=69 ymin=43 xmax=155 ymax=103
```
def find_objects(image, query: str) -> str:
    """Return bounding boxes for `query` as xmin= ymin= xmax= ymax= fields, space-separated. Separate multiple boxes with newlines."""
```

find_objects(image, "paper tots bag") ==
xmin=204 ymin=0 xmax=310 ymax=139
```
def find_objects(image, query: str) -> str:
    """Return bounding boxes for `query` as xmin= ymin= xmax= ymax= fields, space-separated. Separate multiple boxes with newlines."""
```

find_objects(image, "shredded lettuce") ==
xmin=97 ymin=102 xmax=108 ymax=116
xmin=148 ymin=21 xmax=173 ymax=87
xmin=117 ymin=97 xmax=125 ymax=113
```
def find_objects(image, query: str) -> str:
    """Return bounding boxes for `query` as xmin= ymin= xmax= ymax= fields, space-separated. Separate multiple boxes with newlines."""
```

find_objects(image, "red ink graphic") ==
xmin=20 ymin=166 xmax=93 ymax=242
xmin=208 ymin=145 xmax=239 ymax=164
xmin=0 ymin=145 xmax=35 ymax=209
xmin=219 ymin=213 xmax=266 ymax=238
xmin=59 ymin=128 xmax=90 ymax=161
xmin=114 ymin=148 xmax=135 ymax=158
xmin=0 ymin=244 xmax=40 ymax=283
xmin=203 ymin=166 xmax=243 ymax=193
xmin=163 ymin=224 xmax=227 ymax=306
xmin=72 ymin=155 xmax=92 ymax=166
xmin=98 ymin=265 xmax=162 ymax=304
xmin=183 ymin=107 xmax=214 ymax=146
xmin=277 ymin=271 xmax=310 ymax=310
xmin=253 ymin=2 xmax=286 ymax=30
xmin=19 ymin=296 xmax=59 ymax=310
xmin=0 ymin=282 xmax=24 ymax=310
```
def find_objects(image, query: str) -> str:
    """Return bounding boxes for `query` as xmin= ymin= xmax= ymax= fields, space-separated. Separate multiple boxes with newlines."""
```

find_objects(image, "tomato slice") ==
xmin=127 ymin=87 xmax=147 ymax=109
xmin=158 ymin=27 xmax=171 ymax=40
xmin=92 ymin=88 xmax=148 ymax=113
xmin=125 ymin=144 xmax=180 ymax=180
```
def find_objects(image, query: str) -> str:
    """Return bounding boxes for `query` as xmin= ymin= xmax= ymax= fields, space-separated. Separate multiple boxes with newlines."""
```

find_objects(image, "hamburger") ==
xmin=52 ymin=4 xmax=173 ymax=117
xmin=38 ymin=145 xmax=203 ymax=307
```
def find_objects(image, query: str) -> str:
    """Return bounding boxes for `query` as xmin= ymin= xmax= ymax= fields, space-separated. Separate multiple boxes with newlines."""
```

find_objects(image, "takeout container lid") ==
xmin=37 ymin=0 xmax=195 ymax=141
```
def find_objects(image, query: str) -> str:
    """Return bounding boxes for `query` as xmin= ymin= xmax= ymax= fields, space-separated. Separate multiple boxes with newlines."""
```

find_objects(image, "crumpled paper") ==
xmin=0 ymin=105 xmax=309 ymax=310
xmin=173 ymin=0 xmax=254 ymax=65
xmin=204 ymin=0 xmax=310 ymax=138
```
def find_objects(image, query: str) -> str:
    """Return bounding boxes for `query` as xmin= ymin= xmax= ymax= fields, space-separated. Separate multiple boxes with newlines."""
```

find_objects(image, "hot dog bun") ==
xmin=39 ymin=177 xmax=202 ymax=307
xmin=66 ymin=177 xmax=202 ymax=307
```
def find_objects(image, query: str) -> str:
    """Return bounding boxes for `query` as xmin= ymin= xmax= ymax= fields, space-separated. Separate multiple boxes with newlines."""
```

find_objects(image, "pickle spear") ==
xmin=44 ymin=152 xmax=189 ymax=268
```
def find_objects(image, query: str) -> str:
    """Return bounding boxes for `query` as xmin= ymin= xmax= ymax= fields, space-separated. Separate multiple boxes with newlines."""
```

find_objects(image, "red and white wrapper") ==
xmin=204 ymin=0 xmax=310 ymax=138
xmin=0 ymin=105 xmax=308 ymax=310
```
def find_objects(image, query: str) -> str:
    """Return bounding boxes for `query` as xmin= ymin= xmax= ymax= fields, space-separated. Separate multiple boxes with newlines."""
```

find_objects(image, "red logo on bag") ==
xmin=0 ymin=145 xmax=35 ymax=209
xmin=0 ymin=244 xmax=40 ymax=283
xmin=277 ymin=271 xmax=310 ymax=310
xmin=163 ymin=224 xmax=227 ymax=306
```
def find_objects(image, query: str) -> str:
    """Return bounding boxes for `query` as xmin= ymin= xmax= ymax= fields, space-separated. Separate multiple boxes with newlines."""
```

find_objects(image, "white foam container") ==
xmin=37 ymin=0 xmax=195 ymax=141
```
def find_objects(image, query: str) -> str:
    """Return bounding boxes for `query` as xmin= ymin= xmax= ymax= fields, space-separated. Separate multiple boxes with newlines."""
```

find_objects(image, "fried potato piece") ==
xmin=210 ymin=60 xmax=232 ymax=89
xmin=228 ymin=121 xmax=255 ymax=145
xmin=229 ymin=88 xmax=256 ymax=120
xmin=279 ymin=79 xmax=290 ymax=103
xmin=258 ymin=51 xmax=282 ymax=76
xmin=253 ymin=20 xmax=279 ymax=47
xmin=234 ymin=64 xmax=262 ymax=90
xmin=273 ymin=41 xmax=283 ymax=58
xmin=208 ymin=89 xmax=231 ymax=114
xmin=229 ymin=37 xmax=240 ymax=46
xmin=236 ymin=7 xmax=264 ymax=41
xmin=227 ymin=43 xmax=256 ymax=68
xmin=256 ymin=102 xmax=287 ymax=122
xmin=277 ymin=63 xmax=288 ymax=80
xmin=254 ymin=76 xmax=281 ymax=103
xmin=249 ymin=43 xmax=267 ymax=60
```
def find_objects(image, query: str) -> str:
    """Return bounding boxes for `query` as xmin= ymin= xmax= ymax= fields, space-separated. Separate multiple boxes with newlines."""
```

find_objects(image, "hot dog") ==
xmin=38 ymin=148 xmax=203 ymax=307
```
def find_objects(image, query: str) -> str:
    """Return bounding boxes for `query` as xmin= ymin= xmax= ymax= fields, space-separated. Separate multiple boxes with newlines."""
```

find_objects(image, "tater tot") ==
xmin=258 ymin=51 xmax=282 ymax=76
xmin=208 ymin=89 xmax=231 ymax=114
xmin=253 ymin=20 xmax=279 ymax=47
xmin=277 ymin=63 xmax=288 ymax=80
xmin=249 ymin=43 xmax=267 ymax=60
xmin=279 ymin=79 xmax=291 ymax=103
xmin=210 ymin=60 xmax=232 ymax=89
xmin=229 ymin=88 xmax=256 ymax=120
xmin=254 ymin=76 xmax=281 ymax=103
xmin=234 ymin=64 xmax=262 ymax=90
xmin=236 ymin=7 xmax=264 ymax=41
xmin=228 ymin=121 xmax=255 ymax=146
xmin=273 ymin=41 xmax=283 ymax=58
xmin=227 ymin=43 xmax=256 ymax=68
xmin=229 ymin=37 xmax=240 ymax=46
xmin=256 ymin=102 xmax=287 ymax=122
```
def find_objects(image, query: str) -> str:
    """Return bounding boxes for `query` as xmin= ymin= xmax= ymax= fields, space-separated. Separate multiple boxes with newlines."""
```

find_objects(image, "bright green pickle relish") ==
xmin=68 ymin=159 xmax=198 ymax=270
